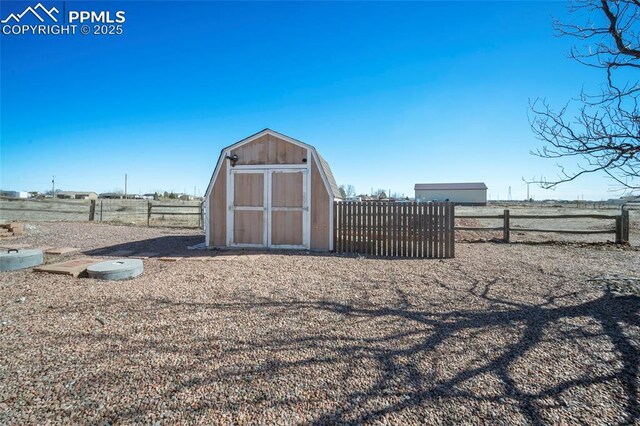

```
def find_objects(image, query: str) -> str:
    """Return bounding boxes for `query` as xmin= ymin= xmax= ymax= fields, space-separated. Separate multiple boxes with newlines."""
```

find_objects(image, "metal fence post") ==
xmin=503 ymin=209 xmax=510 ymax=243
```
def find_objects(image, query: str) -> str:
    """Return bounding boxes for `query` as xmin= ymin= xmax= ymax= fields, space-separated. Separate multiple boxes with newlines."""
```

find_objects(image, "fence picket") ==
xmin=435 ymin=203 xmax=439 ymax=258
xmin=438 ymin=203 xmax=444 ymax=257
xmin=449 ymin=203 xmax=455 ymax=258
xmin=414 ymin=204 xmax=419 ymax=257
xmin=371 ymin=202 xmax=375 ymax=255
xmin=385 ymin=202 xmax=391 ymax=257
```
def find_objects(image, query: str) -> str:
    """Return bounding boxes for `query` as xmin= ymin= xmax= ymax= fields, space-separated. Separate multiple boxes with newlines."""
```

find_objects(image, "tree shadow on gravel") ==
xmin=35 ymin=281 xmax=640 ymax=424
xmin=130 ymin=285 xmax=640 ymax=425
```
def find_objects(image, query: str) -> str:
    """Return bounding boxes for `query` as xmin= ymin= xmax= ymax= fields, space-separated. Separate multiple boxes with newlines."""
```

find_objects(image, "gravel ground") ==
xmin=1 ymin=222 xmax=639 ymax=424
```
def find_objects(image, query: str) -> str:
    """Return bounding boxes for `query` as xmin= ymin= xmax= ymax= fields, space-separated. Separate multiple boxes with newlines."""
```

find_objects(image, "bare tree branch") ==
xmin=531 ymin=0 xmax=640 ymax=190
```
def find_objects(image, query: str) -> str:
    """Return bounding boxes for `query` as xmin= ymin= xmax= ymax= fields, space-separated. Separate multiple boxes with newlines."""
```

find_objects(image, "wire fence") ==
xmin=0 ymin=198 xmax=203 ymax=228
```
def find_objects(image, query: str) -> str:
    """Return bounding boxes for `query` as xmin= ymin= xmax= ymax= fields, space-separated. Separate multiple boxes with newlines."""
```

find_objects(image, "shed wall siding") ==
xmin=209 ymin=161 xmax=227 ymax=246
xmin=230 ymin=134 xmax=307 ymax=165
xmin=310 ymin=159 xmax=330 ymax=250
xmin=415 ymin=189 xmax=487 ymax=205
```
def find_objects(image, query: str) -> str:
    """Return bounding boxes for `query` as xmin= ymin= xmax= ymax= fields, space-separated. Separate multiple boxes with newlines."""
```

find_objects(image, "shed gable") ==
xmin=230 ymin=134 xmax=307 ymax=166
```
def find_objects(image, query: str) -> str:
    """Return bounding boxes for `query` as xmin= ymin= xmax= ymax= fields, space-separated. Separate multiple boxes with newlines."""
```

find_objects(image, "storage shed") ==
xmin=204 ymin=129 xmax=341 ymax=250
xmin=414 ymin=182 xmax=488 ymax=206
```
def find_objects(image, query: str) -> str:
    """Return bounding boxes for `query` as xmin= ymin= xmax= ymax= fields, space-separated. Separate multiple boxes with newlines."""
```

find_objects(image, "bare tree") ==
xmin=372 ymin=188 xmax=387 ymax=198
xmin=530 ymin=0 xmax=640 ymax=190
xmin=340 ymin=184 xmax=356 ymax=198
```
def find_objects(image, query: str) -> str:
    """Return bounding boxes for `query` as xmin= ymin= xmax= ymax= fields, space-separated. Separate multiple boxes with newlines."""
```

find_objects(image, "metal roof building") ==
xmin=414 ymin=182 xmax=487 ymax=206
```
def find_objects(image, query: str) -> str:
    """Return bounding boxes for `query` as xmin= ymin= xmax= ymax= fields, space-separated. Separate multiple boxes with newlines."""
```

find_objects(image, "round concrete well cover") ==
xmin=86 ymin=258 xmax=143 ymax=281
xmin=0 ymin=249 xmax=44 ymax=272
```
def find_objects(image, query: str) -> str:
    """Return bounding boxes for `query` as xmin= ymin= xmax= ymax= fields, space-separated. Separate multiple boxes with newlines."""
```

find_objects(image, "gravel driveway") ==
xmin=1 ymin=223 xmax=639 ymax=424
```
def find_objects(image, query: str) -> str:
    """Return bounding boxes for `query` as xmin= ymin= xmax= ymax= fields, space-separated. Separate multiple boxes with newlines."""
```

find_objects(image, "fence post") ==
xmin=331 ymin=200 xmax=338 ymax=253
xmin=615 ymin=216 xmax=622 ymax=244
xmin=503 ymin=209 xmax=510 ymax=243
xmin=147 ymin=201 xmax=152 ymax=227
xmin=100 ymin=200 xmax=103 ymax=222
xmin=622 ymin=209 xmax=630 ymax=244
xmin=198 ymin=202 xmax=202 ymax=229
xmin=88 ymin=199 xmax=96 ymax=221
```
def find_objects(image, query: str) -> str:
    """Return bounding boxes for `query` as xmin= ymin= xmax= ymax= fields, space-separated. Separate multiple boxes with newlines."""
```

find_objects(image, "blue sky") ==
xmin=0 ymin=1 xmax=621 ymax=200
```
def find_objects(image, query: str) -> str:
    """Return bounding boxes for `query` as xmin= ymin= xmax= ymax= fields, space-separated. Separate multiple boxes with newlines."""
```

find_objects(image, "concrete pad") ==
xmin=34 ymin=258 xmax=103 ymax=277
xmin=45 ymin=247 xmax=80 ymax=255
xmin=187 ymin=242 xmax=207 ymax=250
xmin=105 ymin=250 xmax=135 ymax=257
xmin=132 ymin=252 xmax=160 ymax=259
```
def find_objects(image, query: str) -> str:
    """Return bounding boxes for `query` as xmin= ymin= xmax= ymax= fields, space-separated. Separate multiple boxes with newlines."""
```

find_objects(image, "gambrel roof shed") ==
xmin=204 ymin=129 xmax=341 ymax=251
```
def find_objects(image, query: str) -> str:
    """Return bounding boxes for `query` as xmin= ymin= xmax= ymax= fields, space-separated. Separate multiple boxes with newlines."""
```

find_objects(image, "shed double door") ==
xmin=229 ymin=168 xmax=308 ymax=249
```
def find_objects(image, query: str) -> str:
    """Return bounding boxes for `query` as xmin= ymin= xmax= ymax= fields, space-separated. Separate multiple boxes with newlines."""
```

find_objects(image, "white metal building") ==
xmin=2 ymin=191 xmax=29 ymax=199
xmin=414 ymin=183 xmax=487 ymax=206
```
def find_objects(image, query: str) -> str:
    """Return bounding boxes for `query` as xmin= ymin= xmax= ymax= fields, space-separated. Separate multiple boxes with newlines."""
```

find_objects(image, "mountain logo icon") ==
xmin=1 ymin=3 xmax=59 ymax=24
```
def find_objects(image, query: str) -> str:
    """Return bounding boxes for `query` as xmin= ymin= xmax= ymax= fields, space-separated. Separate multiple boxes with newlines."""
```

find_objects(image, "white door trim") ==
xmin=268 ymin=168 xmax=309 ymax=249
xmin=227 ymin=169 xmax=267 ymax=248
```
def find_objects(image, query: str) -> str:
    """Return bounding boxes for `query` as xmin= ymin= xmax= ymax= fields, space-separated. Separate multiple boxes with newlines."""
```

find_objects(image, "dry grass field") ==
xmin=0 ymin=222 xmax=639 ymax=424
xmin=456 ymin=204 xmax=640 ymax=245
xmin=0 ymin=198 xmax=202 ymax=227
xmin=1 ymin=199 xmax=639 ymax=244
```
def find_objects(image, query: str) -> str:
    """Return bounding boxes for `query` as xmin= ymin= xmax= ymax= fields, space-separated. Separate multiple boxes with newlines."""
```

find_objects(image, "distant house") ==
xmin=57 ymin=191 xmax=98 ymax=200
xmin=414 ymin=182 xmax=487 ymax=206
xmin=1 ymin=190 xmax=29 ymax=199
xmin=142 ymin=193 xmax=156 ymax=200
xmin=98 ymin=192 xmax=123 ymax=199
xmin=608 ymin=195 xmax=640 ymax=205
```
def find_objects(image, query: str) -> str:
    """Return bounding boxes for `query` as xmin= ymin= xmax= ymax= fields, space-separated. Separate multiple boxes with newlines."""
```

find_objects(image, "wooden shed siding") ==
xmin=271 ymin=211 xmax=303 ymax=245
xmin=234 ymin=210 xmax=264 ymax=244
xmin=230 ymin=134 xmax=307 ymax=165
xmin=272 ymin=171 xmax=303 ymax=207
xmin=210 ymin=161 xmax=227 ymax=246
xmin=310 ymin=159 xmax=330 ymax=250
xmin=234 ymin=173 xmax=264 ymax=207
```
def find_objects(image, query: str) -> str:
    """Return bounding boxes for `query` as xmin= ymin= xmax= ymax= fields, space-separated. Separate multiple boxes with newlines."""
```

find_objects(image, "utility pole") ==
xmin=526 ymin=182 xmax=530 ymax=200
xmin=508 ymin=186 xmax=512 ymax=201
xmin=51 ymin=176 xmax=55 ymax=197
xmin=124 ymin=173 xmax=127 ymax=199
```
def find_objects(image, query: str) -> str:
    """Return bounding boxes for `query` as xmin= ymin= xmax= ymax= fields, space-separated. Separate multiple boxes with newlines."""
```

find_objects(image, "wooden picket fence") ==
xmin=333 ymin=201 xmax=455 ymax=258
